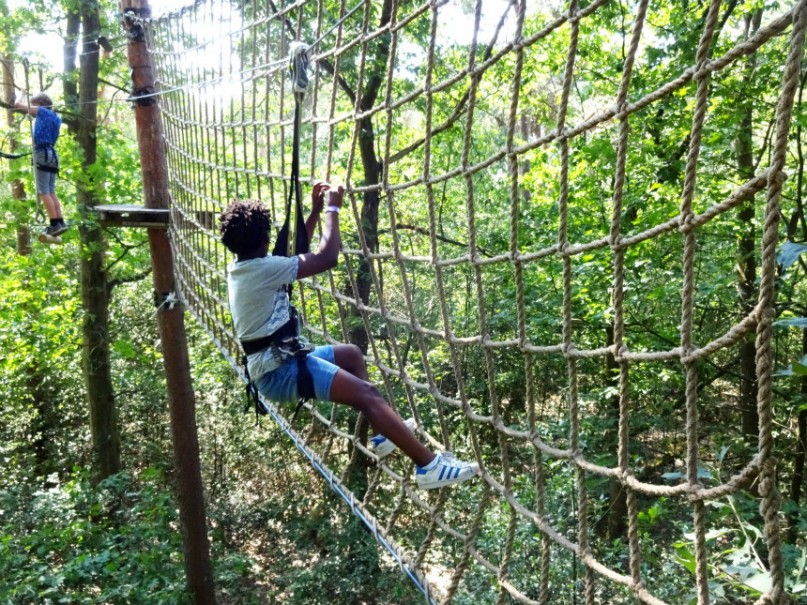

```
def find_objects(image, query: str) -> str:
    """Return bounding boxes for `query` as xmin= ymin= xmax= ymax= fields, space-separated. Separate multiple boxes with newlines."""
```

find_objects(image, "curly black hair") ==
xmin=219 ymin=199 xmax=271 ymax=256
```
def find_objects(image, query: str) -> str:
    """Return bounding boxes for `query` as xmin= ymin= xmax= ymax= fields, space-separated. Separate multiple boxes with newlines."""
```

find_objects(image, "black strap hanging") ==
xmin=272 ymin=95 xmax=309 ymax=263
xmin=273 ymin=41 xmax=311 ymax=266
xmin=244 ymin=41 xmax=314 ymax=425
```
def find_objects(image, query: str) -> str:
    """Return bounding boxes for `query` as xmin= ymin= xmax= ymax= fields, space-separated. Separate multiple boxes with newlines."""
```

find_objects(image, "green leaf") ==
xmin=674 ymin=543 xmax=697 ymax=575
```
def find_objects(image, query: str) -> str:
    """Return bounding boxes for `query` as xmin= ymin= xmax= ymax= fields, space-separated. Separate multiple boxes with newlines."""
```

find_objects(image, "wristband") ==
xmin=325 ymin=205 xmax=341 ymax=214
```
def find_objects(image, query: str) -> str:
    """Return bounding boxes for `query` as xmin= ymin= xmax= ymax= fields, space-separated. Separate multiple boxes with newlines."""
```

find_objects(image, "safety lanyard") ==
xmin=272 ymin=42 xmax=311 ymax=288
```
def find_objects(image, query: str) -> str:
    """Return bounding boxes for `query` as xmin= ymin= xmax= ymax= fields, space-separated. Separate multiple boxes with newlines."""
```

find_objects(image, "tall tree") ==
xmin=75 ymin=0 xmax=121 ymax=480
xmin=735 ymin=10 xmax=762 ymax=439
xmin=2 ymin=32 xmax=59 ymax=481
xmin=1 ymin=57 xmax=31 ymax=254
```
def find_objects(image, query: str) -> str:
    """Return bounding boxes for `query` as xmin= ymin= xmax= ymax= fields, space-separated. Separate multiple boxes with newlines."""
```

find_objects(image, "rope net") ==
xmin=138 ymin=0 xmax=806 ymax=603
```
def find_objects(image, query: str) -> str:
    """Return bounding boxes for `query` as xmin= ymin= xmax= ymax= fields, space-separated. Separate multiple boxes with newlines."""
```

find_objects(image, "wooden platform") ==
xmin=93 ymin=204 xmax=169 ymax=229
xmin=92 ymin=205 xmax=218 ymax=230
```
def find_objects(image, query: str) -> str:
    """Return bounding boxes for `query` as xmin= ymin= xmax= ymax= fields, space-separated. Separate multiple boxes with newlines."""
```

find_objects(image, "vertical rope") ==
xmin=610 ymin=0 xmax=649 ymax=594
xmin=418 ymin=0 xmax=452 ymax=449
xmin=499 ymin=1 xmax=527 ymax=602
xmin=755 ymin=3 xmax=807 ymax=604
xmin=554 ymin=2 xmax=591 ymax=603
xmin=678 ymin=2 xmax=722 ymax=603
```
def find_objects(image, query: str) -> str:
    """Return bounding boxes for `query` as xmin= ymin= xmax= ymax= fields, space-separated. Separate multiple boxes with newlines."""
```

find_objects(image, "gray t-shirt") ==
xmin=227 ymin=255 xmax=300 ymax=380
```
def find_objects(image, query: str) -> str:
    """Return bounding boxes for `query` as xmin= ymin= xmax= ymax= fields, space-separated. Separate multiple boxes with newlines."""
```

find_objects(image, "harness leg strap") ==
xmin=290 ymin=352 xmax=316 ymax=424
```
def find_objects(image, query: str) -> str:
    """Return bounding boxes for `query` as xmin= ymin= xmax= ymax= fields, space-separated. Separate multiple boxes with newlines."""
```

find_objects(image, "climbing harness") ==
xmin=34 ymin=143 xmax=60 ymax=181
xmin=241 ymin=41 xmax=314 ymax=424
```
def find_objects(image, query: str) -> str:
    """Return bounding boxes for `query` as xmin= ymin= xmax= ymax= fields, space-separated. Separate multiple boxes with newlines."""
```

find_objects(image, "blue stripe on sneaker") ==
xmin=439 ymin=466 xmax=446 ymax=480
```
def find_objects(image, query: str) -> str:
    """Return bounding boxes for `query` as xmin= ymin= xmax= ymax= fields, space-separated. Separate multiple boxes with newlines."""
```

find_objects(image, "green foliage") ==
xmin=0 ymin=469 xmax=191 ymax=605
xmin=0 ymin=226 xmax=86 ymax=482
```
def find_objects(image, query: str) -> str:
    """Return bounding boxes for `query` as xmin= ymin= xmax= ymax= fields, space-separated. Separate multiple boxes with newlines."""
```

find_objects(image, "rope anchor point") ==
xmin=288 ymin=41 xmax=311 ymax=95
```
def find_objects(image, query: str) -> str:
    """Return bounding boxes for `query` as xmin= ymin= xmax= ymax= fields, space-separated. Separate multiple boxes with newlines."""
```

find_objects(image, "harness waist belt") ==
xmin=241 ymin=334 xmax=276 ymax=356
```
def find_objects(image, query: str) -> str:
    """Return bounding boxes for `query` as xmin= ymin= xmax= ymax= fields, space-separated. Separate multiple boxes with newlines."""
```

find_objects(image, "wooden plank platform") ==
xmin=93 ymin=204 xmax=169 ymax=229
xmin=92 ymin=205 xmax=219 ymax=230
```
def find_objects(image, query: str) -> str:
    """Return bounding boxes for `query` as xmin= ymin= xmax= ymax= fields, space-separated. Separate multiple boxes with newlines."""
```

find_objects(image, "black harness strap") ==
xmin=243 ymin=51 xmax=313 ymax=422
xmin=34 ymin=144 xmax=59 ymax=174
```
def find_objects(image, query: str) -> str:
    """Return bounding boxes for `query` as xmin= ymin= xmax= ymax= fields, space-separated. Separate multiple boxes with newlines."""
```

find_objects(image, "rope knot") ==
xmin=758 ymin=457 xmax=779 ymax=498
xmin=154 ymin=290 xmax=183 ymax=313
xmin=679 ymin=211 xmax=696 ymax=232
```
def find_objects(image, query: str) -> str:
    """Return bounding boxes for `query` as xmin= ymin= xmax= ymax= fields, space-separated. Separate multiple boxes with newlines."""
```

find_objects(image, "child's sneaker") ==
xmin=416 ymin=451 xmax=479 ymax=490
xmin=38 ymin=225 xmax=62 ymax=244
xmin=370 ymin=417 xmax=417 ymax=459
xmin=51 ymin=221 xmax=69 ymax=237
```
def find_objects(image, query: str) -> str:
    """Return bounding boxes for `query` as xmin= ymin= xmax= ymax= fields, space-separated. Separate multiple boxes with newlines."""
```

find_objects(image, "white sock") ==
xmin=420 ymin=452 xmax=441 ymax=471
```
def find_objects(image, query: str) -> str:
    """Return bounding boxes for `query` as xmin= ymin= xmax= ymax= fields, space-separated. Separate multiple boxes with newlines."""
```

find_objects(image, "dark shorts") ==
xmin=256 ymin=345 xmax=338 ymax=402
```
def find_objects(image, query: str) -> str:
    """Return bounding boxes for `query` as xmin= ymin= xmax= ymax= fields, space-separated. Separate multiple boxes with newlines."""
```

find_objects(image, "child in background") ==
xmin=16 ymin=92 xmax=67 ymax=243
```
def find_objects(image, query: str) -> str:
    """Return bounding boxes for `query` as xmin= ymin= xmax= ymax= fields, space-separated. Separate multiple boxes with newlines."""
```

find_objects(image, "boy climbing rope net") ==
xmin=219 ymin=182 xmax=480 ymax=490
xmin=15 ymin=92 xmax=68 ymax=244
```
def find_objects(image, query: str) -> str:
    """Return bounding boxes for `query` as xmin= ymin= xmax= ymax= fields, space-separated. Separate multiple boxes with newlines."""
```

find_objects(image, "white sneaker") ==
xmin=415 ymin=451 xmax=479 ymax=490
xmin=370 ymin=417 xmax=417 ymax=459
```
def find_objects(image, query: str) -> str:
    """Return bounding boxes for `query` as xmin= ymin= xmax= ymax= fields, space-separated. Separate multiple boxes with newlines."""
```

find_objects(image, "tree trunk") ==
xmin=8 ymin=74 xmax=57 ymax=477
xmin=2 ymin=57 xmax=59 ymax=480
xmin=735 ymin=11 xmax=761 ymax=440
xmin=349 ymin=116 xmax=382 ymax=353
xmin=1 ymin=57 xmax=31 ymax=255
xmin=603 ymin=325 xmax=627 ymax=539
xmin=77 ymin=1 xmax=120 ymax=481
xmin=63 ymin=10 xmax=80 ymax=111
xmin=345 ymin=0 xmax=393 ymax=354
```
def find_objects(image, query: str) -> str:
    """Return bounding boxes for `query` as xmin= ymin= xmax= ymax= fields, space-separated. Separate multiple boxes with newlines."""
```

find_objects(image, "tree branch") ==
xmin=108 ymin=268 xmax=152 ymax=296
xmin=387 ymin=1 xmax=513 ymax=165
xmin=315 ymin=57 xmax=356 ymax=105
xmin=381 ymin=222 xmax=494 ymax=257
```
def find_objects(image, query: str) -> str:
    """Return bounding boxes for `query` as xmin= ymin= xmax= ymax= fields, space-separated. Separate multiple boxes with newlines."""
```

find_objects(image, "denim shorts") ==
xmin=34 ymin=148 xmax=58 ymax=194
xmin=256 ymin=345 xmax=338 ymax=403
